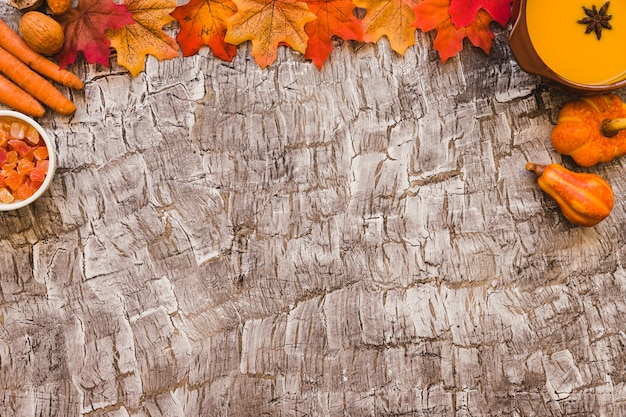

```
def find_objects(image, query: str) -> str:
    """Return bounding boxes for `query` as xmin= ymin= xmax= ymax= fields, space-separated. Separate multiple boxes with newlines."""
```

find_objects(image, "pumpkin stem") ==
xmin=525 ymin=162 xmax=545 ymax=176
xmin=600 ymin=118 xmax=626 ymax=137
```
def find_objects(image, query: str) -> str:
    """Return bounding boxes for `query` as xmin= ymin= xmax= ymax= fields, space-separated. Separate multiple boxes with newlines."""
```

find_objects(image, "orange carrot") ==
xmin=0 ymin=18 xmax=83 ymax=90
xmin=0 ymin=46 xmax=75 ymax=116
xmin=0 ymin=74 xmax=45 ymax=117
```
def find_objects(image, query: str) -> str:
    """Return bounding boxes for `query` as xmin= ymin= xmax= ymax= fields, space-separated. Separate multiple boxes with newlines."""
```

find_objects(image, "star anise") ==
xmin=578 ymin=2 xmax=612 ymax=40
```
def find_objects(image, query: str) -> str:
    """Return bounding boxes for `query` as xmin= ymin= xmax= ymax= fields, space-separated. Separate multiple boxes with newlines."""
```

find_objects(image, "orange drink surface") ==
xmin=526 ymin=1 xmax=626 ymax=85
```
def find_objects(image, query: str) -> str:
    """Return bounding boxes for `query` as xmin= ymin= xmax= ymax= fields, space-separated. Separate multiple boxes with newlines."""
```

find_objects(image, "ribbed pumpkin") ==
xmin=526 ymin=162 xmax=614 ymax=227
xmin=551 ymin=94 xmax=626 ymax=167
xmin=48 ymin=0 xmax=72 ymax=15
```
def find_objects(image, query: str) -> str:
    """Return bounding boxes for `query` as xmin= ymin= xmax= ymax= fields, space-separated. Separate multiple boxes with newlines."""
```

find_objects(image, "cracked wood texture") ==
xmin=2 ymin=3 xmax=626 ymax=416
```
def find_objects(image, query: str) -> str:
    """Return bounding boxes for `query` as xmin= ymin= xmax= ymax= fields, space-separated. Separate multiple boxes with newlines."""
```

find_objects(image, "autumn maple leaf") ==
xmin=225 ymin=0 xmax=317 ymax=68
xmin=352 ymin=0 xmax=420 ymax=55
xmin=55 ymin=0 xmax=134 ymax=67
xmin=413 ymin=0 xmax=494 ymax=63
xmin=170 ymin=0 xmax=238 ymax=60
xmin=106 ymin=0 xmax=180 ymax=76
xmin=303 ymin=0 xmax=363 ymax=69
xmin=448 ymin=0 xmax=511 ymax=28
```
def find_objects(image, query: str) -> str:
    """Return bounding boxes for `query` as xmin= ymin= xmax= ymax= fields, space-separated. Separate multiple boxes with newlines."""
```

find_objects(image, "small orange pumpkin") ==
xmin=551 ymin=94 xmax=626 ymax=167
xmin=526 ymin=162 xmax=614 ymax=227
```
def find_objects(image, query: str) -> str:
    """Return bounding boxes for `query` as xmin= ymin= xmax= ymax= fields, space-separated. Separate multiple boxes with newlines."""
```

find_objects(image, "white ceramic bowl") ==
xmin=0 ymin=110 xmax=56 ymax=211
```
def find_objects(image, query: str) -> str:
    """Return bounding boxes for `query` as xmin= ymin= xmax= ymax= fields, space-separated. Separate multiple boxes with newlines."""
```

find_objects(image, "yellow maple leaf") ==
xmin=225 ymin=0 xmax=317 ymax=68
xmin=353 ymin=0 xmax=420 ymax=55
xmin=106 ymin=0 xmax=180 ymax=76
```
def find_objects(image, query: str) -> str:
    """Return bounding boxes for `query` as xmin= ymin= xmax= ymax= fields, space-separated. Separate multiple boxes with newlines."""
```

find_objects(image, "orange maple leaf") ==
xmin=106 ymin=0 xmax=180 ymax=76
xmin=413 ymin=0 xmax=494 ymax=63
xmin=462 ymin=10 xmax=494 ymax=53
xmin=225 ymin=0 xmax=317 ymax=68
xmin=303 ymin=0 xmax=363 ymax=69
xmin=170 ymin=0 xmax=238 ymax=60
xmin=352 ymin=0 xmax=420 ymax=55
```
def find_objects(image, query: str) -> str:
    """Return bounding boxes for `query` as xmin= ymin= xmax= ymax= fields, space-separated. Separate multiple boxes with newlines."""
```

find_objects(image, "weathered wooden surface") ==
xmin=3 ymin=2 xmax=626 ymax=416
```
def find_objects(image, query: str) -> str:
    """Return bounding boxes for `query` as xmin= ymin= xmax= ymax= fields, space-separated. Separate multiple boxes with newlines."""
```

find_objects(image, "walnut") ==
xmin=19 ymin=11 xmax=65 ymax=56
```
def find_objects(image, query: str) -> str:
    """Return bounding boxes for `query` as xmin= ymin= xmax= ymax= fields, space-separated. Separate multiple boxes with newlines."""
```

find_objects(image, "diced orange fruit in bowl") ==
xmin=0 ymin=117 xmax=50 ymax=204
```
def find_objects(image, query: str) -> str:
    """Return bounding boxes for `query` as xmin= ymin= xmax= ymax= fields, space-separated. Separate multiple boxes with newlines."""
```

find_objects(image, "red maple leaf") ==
xmin=55 ymin=0 xmax=135 ymax=67
xmin=448 ymin=0 xmax=511 ymax=28
xmin=170 ymin=0 xmax=238 ymax=60
xmin=303 ymin=0 xmax=363 ymax=69
xmin=413 ymin=0 xmax=494 ymax=63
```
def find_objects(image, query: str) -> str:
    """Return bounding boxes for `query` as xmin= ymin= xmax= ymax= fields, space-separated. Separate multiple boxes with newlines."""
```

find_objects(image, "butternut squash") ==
xmin=526 ymin=162 xmax=614 ymax=227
